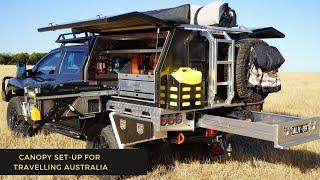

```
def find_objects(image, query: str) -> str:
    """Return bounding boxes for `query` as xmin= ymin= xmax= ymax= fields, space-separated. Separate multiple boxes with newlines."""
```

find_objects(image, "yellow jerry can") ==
xmin=167 ymin=67 xmax=204 ymax=110
xmin=30 ymin=106 xmax=41 ymax=121
xmin=171 ymin=68 xmax=202 ymax=85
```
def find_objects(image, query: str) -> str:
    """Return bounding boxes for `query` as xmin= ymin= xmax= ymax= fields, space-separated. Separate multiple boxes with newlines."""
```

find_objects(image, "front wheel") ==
xmin=6 ymin=97 xmax=33 ymax=136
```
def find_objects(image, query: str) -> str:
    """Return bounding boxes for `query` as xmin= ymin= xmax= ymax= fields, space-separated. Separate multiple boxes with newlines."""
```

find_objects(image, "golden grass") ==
xmin=0 ymin=65 xmax=319 ymax=180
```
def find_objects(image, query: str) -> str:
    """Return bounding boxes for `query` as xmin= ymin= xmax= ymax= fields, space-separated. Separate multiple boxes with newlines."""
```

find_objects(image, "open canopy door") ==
xmin=38 ymin=12 xmax=173 ymax=33
xmin=250 ymin=27 xmax=285 ymax=39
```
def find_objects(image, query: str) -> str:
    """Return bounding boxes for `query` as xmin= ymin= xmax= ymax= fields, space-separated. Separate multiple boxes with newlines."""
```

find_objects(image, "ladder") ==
xmin=201 ymin=31 xmax=235 ymax=107
xmin=215 ymin=36 xmax=235 ymax=104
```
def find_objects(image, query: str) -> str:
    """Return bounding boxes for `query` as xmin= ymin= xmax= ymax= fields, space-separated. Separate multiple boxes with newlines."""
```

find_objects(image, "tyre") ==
xmin=235 ymin=38 xmax=269 ymax=103
xmin=86 ymin=125 xmax=120 ymax=180
xmin=87 ymin=125 xmax=118 ymax=149
xmin=244 ymin=103 xmax=263 ymax=112
xmin=85 ymin=140 xmax=94 ymax=149
xmin=6 ymin=97 xmax=33 ymax=136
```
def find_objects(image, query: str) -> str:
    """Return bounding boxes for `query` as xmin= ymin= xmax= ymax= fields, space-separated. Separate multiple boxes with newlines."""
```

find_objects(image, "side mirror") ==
xmin=26 ymin=69 xmax=34 ymax=77
xmin=16 ymin=62 xmax=26 ymax=79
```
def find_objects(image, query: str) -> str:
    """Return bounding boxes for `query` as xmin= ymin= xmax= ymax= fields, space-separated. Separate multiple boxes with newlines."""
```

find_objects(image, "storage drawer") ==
xmin=119 ymin=91 xmax=154 ymax=100
xmin=119 ymin=80 xmax=155 ymax=94
xmin=197 ymin=112 xmax=320 ymax=149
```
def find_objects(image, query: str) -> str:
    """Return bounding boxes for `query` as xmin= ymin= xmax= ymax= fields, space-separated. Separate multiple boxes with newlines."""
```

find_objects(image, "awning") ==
xmin=38 ymin=12 xmax=173 ymax=33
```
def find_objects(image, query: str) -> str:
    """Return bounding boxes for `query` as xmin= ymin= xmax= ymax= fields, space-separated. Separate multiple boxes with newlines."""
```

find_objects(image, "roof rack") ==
xmin=55 ymin=32 xmax=93 ymax=44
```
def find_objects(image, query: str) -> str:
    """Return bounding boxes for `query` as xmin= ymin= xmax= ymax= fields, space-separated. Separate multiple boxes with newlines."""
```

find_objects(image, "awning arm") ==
xmin=178 ymin=24 xmax=253 ymax=33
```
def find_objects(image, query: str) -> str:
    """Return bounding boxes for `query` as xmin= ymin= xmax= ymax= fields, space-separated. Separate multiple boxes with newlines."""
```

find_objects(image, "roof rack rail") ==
xmin=55 ymin=32 xmax=93 ymax=44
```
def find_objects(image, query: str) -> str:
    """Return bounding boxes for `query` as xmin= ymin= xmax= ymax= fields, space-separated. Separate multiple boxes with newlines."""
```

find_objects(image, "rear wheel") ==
xmin=86 ymin=125 xmax=120 ymax=180
xmin=244 ymin=103 xmax=263 ymax=112
xmin=87 ymin=125 xmax=118 ymax=149
xmin=6 ymin=97 xmax=33 ymax=136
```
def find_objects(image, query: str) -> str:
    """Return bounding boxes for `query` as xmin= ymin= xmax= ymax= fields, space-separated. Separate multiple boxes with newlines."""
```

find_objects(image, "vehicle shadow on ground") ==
xmin=230 ymin=135 xmax=320 ymax=173
xmin=147 ymin=135 xmax=320 ymax=173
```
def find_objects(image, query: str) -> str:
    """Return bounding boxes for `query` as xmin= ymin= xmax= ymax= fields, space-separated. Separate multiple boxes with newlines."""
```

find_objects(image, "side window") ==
xmin=60 ymin=51 xmax=86 ymax=75
xmin=37 ymin=52 xmax=61 ymax=74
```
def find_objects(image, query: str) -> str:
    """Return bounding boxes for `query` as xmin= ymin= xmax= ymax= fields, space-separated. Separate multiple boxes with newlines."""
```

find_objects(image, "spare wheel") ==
xmin=235 ymin=38 xmax=269 ymax=102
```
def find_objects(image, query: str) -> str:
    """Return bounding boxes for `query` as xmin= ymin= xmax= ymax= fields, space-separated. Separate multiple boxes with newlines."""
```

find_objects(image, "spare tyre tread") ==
xmin=235 ymin=38 xmax=268 ymax=101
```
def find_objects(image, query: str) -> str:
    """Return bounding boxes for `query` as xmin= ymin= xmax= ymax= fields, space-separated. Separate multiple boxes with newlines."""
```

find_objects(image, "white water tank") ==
xmin=190 ymin=1 xmax=230 ymax=26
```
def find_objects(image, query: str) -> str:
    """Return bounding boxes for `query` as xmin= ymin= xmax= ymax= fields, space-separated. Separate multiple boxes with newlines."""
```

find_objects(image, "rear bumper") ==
xmin=1 ymin=76 xmax=13 ymax=101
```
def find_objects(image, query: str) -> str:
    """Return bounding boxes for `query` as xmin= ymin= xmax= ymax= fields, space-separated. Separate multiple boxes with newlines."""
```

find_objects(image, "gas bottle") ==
xmin=131 ymin=55 xmax=142 ymax=74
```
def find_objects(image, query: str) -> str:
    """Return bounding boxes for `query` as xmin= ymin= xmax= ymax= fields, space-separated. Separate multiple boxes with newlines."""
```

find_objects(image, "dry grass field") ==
xmin=0 ymin=65 xmax=319 ymax=180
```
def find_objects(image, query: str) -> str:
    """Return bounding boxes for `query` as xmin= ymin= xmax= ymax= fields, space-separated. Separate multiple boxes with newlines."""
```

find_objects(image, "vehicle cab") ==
xmin=2 ymin=41 xmax=90 ymax=102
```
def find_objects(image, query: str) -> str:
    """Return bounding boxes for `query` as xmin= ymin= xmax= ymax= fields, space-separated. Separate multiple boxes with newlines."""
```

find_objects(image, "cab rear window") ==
xmin=60 ymin=51 xmax=86 ymax=75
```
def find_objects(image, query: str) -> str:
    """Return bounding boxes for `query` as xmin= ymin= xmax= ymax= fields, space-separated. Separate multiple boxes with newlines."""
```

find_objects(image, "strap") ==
xmin=194 ymin=6 xmax=204 ymax=25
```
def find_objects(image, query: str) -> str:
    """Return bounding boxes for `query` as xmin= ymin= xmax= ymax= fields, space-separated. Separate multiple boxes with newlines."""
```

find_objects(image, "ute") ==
xmin=2 ymin=1 xmax=320 ymax=154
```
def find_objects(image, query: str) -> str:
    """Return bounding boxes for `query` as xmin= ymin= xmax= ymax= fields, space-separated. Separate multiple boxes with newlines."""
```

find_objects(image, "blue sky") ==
xmin=0 ymin=0 xmax=319 ymax=72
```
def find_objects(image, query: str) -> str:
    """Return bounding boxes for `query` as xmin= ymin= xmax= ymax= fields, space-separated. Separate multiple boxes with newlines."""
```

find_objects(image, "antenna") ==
xmin=96 ymin=14 xmax=103 ymax=19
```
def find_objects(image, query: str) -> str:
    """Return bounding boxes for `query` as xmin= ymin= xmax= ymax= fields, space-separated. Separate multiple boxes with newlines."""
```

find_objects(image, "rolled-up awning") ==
xmin=38 ymin=11 xmax=173 ymax=33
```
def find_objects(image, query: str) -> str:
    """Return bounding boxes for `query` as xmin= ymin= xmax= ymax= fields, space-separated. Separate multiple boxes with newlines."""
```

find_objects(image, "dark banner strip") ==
xmin=0 ymin=149 xmax=147 ymax=175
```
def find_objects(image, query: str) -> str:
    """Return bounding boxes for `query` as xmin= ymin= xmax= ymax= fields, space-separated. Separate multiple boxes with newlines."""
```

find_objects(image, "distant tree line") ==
xmin=0 ymin=52 xmax=46 ymax=65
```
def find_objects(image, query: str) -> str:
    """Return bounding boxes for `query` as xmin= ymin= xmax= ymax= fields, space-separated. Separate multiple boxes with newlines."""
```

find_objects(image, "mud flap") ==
xmin=2 ymin=76 xmax=13 ymax=101
xmin=109 ymin=112 xmax=154 ymax=149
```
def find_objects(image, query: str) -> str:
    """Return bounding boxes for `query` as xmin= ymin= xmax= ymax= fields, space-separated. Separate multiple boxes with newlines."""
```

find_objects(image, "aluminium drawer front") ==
xmin=197 ymin=112 xmax=320 ymax=149
xmin=119 ymin=80 xmax=155 ymax=94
